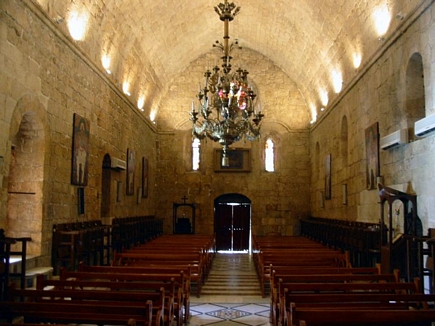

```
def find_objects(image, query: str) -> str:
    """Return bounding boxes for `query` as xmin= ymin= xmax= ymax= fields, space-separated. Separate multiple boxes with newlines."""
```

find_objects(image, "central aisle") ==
xmin=188 ymin=252 xmax=270 ymax=325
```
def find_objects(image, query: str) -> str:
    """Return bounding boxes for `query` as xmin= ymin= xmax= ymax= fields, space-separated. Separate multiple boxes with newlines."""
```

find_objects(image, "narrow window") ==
xmin=192 ymin=138 xmax=201 ymax=171
xmin=265 ymin=139 xmax=275 ymax=172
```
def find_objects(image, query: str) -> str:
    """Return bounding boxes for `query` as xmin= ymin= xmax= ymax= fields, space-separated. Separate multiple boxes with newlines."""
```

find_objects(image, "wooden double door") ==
xmin=214 ymin=203 xmax=250 ymax=251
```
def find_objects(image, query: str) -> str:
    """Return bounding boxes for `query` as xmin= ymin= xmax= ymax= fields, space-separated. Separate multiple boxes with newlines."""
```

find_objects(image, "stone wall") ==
xmin=1 ymin=0 xmax=435 ymax=264
xmin=309 ymin=3 xmax=435 ymax=233
xmin=0 ymin=0 xmax=156 ymax=262
xmin=155 ymin=130 xmax=310 ymax=237
xmin=154 ymin=49 xmax=311 ymax=237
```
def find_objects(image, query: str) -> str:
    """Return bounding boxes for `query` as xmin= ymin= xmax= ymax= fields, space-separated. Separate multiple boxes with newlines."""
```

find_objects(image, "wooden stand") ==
xmin=173 ymin=196 xmax=196 ymax=234
xmin=378 ymin=184 xmax=419 ymax=277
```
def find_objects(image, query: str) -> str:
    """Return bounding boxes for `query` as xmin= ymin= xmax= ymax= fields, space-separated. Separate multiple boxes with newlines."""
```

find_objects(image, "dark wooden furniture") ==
xmin=173 ymin=197 xmax=195 ymax=234
xmin=300 ymin=217 xmax=385 ymax=267
xmin=0 ymin=230 xmax=31 ymax=301
xmin=52 ymin=217 xmax=163 ymax=274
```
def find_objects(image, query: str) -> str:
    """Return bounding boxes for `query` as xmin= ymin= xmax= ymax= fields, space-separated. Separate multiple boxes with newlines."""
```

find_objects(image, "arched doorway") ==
xmin=214 ymin=193 xmax=251 ymax=252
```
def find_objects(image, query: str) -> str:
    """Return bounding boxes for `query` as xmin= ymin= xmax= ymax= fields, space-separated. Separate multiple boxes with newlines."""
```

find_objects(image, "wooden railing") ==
xmin=0 ymin=230 xmax=31 ymax=301
xmin=51 ymin=217 xmax=163 ymax=274
xmin=300 ymin=217 xmax=385 ymax=267
xmin=111 ymin=216 xmax=163 ymax=252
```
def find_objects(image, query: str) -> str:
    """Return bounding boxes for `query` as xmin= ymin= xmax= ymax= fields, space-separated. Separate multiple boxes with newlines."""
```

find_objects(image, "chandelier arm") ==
xmin=190 ymin=0 xmax=263 ymax=160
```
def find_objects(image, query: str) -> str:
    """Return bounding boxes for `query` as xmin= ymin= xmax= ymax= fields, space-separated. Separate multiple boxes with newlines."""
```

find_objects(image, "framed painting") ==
xmin=325 ymin=154 xmax=331 ymax=200
xmin=71 ymin=113 xmax=90 ymax=186
xmin=142 ymin=157 xmax=148 ymax=198
xmin=126 ymin=148 xmax=135 ymax=195
xmin=214 ymin=149 xmax=251 ymax=172
xmin=365 ymin=122 xmax=380 ymax=190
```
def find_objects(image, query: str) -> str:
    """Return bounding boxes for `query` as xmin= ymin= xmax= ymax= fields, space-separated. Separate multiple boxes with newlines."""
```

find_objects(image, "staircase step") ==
xmin=201 ymin=252 xmax=262 ymax=296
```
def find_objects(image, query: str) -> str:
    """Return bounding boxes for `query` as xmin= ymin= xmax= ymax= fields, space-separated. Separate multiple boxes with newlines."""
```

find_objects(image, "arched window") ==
xmin=265 ymin=139 xmax=275 ymax=172
xmin=192 ymin=138 xmax=201 ymax=171
xmin=405 ymin=52 xmax=425 ymax=140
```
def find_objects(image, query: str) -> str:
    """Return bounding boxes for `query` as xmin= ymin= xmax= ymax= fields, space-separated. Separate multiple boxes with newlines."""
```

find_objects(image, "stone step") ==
xmin=201 ymin=289 xmax=262 ymax=295
xmin=203 ymin=285 xmax=259 ymax=290
xmin=205 ymin=279 xmax=259 ymax=285
xmin=201 ymin=253 xmax=262 ymax=296
xmin=207 ymin=275 xmax=258 ymax=281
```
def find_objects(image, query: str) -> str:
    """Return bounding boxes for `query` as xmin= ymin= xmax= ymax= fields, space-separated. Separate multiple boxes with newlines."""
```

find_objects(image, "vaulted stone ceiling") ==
xmin=33 ymin=0 xmax=422 ymax=132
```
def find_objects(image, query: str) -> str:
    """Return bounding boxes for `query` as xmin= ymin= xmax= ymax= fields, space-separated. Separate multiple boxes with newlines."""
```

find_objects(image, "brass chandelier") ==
xmin=189 ymin=0 xmax=263 ymax=166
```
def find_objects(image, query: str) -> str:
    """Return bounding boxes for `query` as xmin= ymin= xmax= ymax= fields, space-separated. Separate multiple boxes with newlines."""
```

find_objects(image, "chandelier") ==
xmin=189 ymin=0 xmax=264 ymax=166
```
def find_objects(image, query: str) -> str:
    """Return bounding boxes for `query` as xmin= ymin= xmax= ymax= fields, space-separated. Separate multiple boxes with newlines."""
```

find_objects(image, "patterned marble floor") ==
xmin=188 ymin=252 xmax=271 ymax=326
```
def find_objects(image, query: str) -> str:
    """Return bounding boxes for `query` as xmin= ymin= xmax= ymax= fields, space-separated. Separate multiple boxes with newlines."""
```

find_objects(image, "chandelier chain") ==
xmin=189 ymin=0 xmax=264 ymax=166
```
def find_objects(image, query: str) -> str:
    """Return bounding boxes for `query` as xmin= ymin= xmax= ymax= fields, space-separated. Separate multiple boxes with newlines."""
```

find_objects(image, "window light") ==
xmin=192 ymin=139 xmax=201 ymax=171
xmin=265 ymin=139 xmax=275 ymax=172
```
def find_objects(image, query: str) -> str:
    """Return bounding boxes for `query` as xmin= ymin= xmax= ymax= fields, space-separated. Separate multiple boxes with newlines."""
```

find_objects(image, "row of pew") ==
xmin=1 ymin=234 xmax=215 ymax=326
xmin=253 ymin=235 xmax=435 ymax=326
xmin=300 ymin=217 xmax=384 ymax=267
xmin=52 ymin=216 xmax=164 ymax=273
xmin=112 ymin=234 xmax=216 ymax=297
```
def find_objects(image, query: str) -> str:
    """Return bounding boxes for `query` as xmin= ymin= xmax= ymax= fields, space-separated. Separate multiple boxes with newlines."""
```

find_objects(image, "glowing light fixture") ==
xmin=137 ymin=96 xmax=145 ymax=111
xmin=122 ymin=82 xmax=131 ymax=96
xmin=331 ymin=69 xmax=343 ymax=93
xmin=353 ymin=52 xmax=362 ymax=69
xmin=102 ymin=54 xmax=111 ymax=74
xmin=309 ymin=103 xmax=317 ymax=123
xmin=189 ymin=0 xmax=263 ymax=167
xmin=319 ymin=88 xmax=329 ymax=107
xmin=149 ymin=109 xmax=157 ymax=123
xmin=373 ymin=4 xmax=391 ymax=39
xmin=67 ymin=10 xmax=89 ymax=41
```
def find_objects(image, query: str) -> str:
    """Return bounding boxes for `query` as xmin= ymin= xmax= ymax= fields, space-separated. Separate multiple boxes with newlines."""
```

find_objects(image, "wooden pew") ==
xmin=293 ymin=306 xmax=435 ymax=326
xmin=271 ymin=270 xmax=400 ymax=326
xmin=129 ymin=248 xmax=209 ymax=272
xmin=281 ymin=279 xmax=423 ymax=326
xmin=9 ymin=284 xmax=160 ymax=325
xmin=34 ymin=278 xmax=165 ymax=326
xmin=270 ymin=269 xmax=399 ymax=325
xmin=77 ymin=263 xmax=190 ymax=324
xmin=269 ymin=265 xmax=381 ymax=311
xmin=55 ymin=270 xmax=178 ymax=325
xmin=252 ymin=236 xmax=326 ymax=269
xmin=286 ymin=292 xmax=435 ymax=308
xmin=0 ymin=300 xmax=153 ymax=326
xmin=125 ymin=247 xmax=209 ymax=282
xmin=271 ymin=270 xmax=399 ymax=320
xmin=128 ymin=235 xmax=215 ymax=276
xmin=270 ymin=265 xmax=382 ymax=295
xmin=258 ymin=250 xmax=351 ymax=297
xmin=112 ymin=251 xmax=204 ymax=297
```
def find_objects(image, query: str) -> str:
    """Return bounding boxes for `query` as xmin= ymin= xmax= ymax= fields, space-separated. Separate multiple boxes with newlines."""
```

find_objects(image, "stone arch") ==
xmin=214 ymin=193 xmax=251 ymax=251
xmin=404 ymin=52 xmax=425 ymax=138
xmin=7 ymin=94 xmax=50 ymax=256
xmin=262 ymin=131 xmax=281 ymax=172
xmin=176 ymin=129 xmax=196 ymax=172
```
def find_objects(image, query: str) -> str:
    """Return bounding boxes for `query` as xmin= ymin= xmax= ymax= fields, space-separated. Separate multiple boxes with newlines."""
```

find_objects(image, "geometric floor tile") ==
xmin=207 ymin=308 xmax=252 ymax=319
xmin=187 ymin=253 xmax=271 ymax=325
xmin=189 ymin=303 xmax=271 ymax=326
